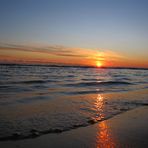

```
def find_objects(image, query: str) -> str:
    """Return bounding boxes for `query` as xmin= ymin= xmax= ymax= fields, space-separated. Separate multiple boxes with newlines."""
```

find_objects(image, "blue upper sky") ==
xmin=0 ymin=0 xmax=148 ymax=56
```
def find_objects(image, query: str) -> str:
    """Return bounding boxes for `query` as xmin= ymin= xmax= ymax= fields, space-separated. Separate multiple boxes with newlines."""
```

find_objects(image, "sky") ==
xmin=0 ymin=0 xmax=148 ymax=68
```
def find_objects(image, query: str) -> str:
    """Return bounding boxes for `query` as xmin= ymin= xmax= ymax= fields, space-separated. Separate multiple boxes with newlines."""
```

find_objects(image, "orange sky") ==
xmin=0 ymin=44 xmax=147 ymax=68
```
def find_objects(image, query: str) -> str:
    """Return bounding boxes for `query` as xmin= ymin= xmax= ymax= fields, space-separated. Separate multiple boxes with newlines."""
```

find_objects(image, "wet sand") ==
xmin=0 ymin=106 xmax=148 ymax=148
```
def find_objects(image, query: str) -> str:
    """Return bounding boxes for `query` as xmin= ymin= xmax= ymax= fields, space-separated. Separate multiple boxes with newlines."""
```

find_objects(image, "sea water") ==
xmin=0 ymin=64 xmax=148 ymax=140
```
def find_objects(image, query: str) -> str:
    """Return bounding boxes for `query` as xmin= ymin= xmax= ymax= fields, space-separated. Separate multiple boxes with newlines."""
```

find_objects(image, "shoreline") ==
xmin=0 ymin=108 xmax=135 ymax=141
xmin=0 ymin=106 xmax=148 ymax=148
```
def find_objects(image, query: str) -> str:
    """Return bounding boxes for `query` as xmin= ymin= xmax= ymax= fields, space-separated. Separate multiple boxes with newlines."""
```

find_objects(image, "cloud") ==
xmin=0 ymin=43 xmax=89 ymax=58
xmin=0 ymin=42 xmax=124 ymax=66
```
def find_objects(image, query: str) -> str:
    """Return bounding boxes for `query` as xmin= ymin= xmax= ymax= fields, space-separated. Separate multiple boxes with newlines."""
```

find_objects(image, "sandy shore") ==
xmin=0 ymin=106 xmax=148 ymax=148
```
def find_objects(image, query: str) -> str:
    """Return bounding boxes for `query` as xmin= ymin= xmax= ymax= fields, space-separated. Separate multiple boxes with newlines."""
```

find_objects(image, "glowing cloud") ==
xmin=0 ymin=43 xmax=147 ymax=68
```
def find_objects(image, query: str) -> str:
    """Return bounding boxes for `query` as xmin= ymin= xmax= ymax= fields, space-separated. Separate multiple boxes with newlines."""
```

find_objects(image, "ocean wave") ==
xmin=65 ymin=81 xmax=132 ymax=87
xmin=19 ymin=80 xmax=47 ymax=84
xmin=63 ymin=90 xmax=105 ymax=95
xmin=0 ymin=113 xmax=125 ymax=141
xmin=1 ymin=79 xmax=58 ymax=85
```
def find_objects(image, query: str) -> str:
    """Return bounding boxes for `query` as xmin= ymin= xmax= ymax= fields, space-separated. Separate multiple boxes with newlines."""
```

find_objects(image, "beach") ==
xmin=0 ymin=106 xmax=148 ymax=148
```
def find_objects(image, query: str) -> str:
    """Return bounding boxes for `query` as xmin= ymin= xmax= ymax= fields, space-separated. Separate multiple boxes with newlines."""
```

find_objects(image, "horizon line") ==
xmin=0 ymin=62 xmax=148 ymax=70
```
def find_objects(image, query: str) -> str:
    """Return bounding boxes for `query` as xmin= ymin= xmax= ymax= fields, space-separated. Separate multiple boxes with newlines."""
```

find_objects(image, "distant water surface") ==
xmin=0 ymin=64 xmax=148 ymax=140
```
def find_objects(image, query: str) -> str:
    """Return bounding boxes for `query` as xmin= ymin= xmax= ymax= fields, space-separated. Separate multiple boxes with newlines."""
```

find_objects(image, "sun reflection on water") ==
xmin=94 ymin=94 xmax=104 ymax=121
xmin=96 ymin=121 xmax=116 ymax=148
xmin=94 ymin=94 xmax=116 ymax=148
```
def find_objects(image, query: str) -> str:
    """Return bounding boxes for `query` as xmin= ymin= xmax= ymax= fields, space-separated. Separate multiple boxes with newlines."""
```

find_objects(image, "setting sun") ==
xmin=96 ymin=61 xmax=103 ymax=67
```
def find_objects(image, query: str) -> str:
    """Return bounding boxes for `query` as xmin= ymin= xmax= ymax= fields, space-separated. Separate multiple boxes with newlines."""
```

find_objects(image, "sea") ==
xmin=0 ymin=64 xmax=148 ymax=140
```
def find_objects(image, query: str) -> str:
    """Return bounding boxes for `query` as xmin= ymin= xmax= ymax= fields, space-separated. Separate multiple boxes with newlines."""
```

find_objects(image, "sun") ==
xmin=96 ymin=61 xmax=103 ymax=67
